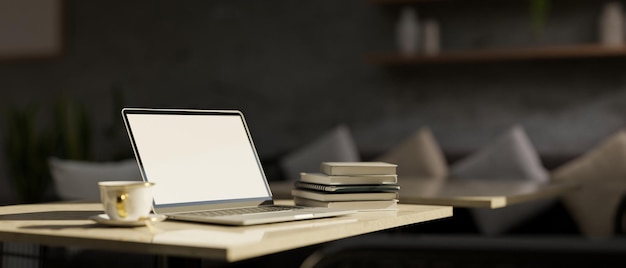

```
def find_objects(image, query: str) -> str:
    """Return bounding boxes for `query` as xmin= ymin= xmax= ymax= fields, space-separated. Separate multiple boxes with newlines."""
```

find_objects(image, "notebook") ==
xmin=121 ymin=108 xmax=356 ymax=225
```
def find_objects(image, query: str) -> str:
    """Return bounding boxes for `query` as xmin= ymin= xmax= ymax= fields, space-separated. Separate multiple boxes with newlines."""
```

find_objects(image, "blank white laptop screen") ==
xmin=125 ymin=113 xmax=271 ymax=207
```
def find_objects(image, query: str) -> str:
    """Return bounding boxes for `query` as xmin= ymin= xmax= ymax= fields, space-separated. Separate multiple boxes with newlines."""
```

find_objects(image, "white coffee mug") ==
xmin=98 ymin=181 xmax=155 ymax=221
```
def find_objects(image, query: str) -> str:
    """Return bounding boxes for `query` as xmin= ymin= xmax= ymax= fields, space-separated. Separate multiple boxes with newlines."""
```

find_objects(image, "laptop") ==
xmin=121 ymin=108 xmax=356 ymax=225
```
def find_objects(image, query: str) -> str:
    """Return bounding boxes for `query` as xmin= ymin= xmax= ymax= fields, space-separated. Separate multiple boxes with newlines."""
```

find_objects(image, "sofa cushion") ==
xmin=551 ymin=130 xmax=626 ymax=237
xmin=451 ymin=125 xmax=548 ymax=182
xmin=280 ymin=124 xmax=359 ymax=181
xmin=450 ymin=125 xmax=553 ymax=235
xmin=49 ymin=157 xmax=141 ymax=201
xmin=376 ymin=127 xmax=448 ymax=179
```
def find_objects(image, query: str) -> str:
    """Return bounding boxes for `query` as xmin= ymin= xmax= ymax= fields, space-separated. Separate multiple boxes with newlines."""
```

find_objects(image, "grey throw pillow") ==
xmin=451 ymin=125 xmax=548 ymax=182
xmin=280 ymin=124 xmax=360 ymax=181
xmin=376 ymin=127 xmax=448 ymax=179
xmin=551 ymin=130 xmax=626 ymax=237
xmin=49 ymin=157 xmax=141 ymax=201
xmin=450 ymin=125 xmax=553 ymax=235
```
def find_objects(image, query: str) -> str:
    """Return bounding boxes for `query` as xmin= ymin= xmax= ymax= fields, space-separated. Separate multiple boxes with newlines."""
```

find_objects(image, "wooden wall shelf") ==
xmin=369 ymin=0 xmax=518 ymax=4
xmin=369 ymin=0 xmax=447 ymax=4
xmin=365 ymin=44 xmax=626 ymax=64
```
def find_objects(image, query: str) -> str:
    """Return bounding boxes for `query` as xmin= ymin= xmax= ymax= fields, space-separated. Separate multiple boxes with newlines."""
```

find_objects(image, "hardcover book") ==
xmin=299 ymin=172 xmax=398 ymax=185
xmin=294 ymin=197 xmax=398 ymax=211
xmin=291 ymin=189 xmax=398 ymax=202
xmin=321 ymin=162 xmax=397 ymax=176
xmin=294 ymin=181 xmax=400 ymax=193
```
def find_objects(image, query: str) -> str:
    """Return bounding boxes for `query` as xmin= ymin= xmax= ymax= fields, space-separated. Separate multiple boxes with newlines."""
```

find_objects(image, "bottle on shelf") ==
xmin=423 ymin=19 xmax=440 ymax=56
xmin=396 ymin=6 xmax=420 ymax=56
xmin=599 ymin=1 xmax=624 ymax=47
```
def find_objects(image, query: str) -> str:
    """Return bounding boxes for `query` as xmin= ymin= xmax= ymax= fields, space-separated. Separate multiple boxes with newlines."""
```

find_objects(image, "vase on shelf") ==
xmin=599 ymin=1 xmax=624 ymax=47
xmin=396 ymin=6 xmax=420 ymax=56
xmin=423 ymin=19 xmax=440 ymax=56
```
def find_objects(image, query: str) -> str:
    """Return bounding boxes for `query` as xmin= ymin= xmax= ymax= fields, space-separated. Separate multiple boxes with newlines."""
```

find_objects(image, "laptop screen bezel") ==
xmin=121 ymin=108 xmax=274 ymax=214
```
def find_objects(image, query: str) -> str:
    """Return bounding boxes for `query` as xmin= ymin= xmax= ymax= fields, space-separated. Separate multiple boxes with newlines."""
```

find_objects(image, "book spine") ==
xmin=300 ymin=173 xmax=398 ymax=185
xmin=294 ymin=182 xmax=333 ymax=192
xmin=294 ymin=197 xmax=399 ymax=211
xmin=320 ymin=165 xmax=397 ymax=176
xmin=294 ymin=197 xmax=330 ymax=208
xmin=320 ymin=165 xmax=334 ymax=175
xmin=291 ymin=189 xmax=398 ymax=202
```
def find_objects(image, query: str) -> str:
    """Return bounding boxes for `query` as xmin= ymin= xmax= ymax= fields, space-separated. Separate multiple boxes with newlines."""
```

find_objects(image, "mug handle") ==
xmin=116 ymin=192 xmax=129 ymax=218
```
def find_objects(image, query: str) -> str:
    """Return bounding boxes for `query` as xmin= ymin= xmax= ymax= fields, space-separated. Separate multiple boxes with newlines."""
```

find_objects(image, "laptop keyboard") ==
xmin=181 ymin=205 xmax=305 ymax=217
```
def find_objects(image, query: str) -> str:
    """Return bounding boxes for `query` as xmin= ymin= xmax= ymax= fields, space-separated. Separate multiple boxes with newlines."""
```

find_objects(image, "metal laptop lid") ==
xmin=121 ymin=108 xmax=274 ymax=214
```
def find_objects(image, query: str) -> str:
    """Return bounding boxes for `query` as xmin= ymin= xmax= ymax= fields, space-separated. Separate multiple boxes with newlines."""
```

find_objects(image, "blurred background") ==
xmin=1 ymin=0 xmax=625 ymax=203
xmin=4 ymin=0 xmax=626 ymax=267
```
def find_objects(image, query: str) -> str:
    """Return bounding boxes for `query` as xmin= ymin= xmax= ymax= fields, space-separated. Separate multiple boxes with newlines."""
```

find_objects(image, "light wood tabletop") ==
xmin=270 ymin=179 xmax=578 ymax=209
xmin=397 ymin=178 xmax=579 ymax=208
xmin=0 ymin=201 xmax=451 ymax=262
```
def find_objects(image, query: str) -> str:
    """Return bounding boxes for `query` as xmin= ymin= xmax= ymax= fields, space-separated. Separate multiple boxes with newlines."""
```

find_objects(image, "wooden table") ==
xmin=398 ymin=179 xmax=578 ymax=208
xmin=270 ymin=179 xmax=578 ymax=209
xmin=0 ymin=201 xmax=451 ymax=262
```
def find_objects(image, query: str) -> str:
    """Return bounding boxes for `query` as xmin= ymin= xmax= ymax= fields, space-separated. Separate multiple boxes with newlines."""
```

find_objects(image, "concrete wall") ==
xmin=1 ymin=0 xmax=625 ymax=202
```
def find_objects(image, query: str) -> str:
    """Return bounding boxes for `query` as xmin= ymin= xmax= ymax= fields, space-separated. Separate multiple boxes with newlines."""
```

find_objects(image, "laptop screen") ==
xmin=123 ymin=109 xmax=272 ymax=208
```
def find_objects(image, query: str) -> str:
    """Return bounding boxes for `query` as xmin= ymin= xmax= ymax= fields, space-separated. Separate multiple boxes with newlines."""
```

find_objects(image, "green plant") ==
xmin=530 ymin=0 xmax=550 ymax=39
xmin=52 ymin=99 xmax=92 ymax=161
xmin=104 ymin=86 xmax=134 ymax=160
xmin=4 ymin=99 xmax=92 ymax=203
xmin=5 ymin=106 xmax=54 ymax=203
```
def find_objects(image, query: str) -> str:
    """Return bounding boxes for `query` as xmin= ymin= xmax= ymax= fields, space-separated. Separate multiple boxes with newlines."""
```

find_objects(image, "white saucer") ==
xmin=89 ymin=214 xmax=166 ymax=227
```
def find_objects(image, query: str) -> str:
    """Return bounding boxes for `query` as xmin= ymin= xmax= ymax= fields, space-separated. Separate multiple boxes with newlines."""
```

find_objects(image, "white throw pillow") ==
xmin=450 ymin=125 xmax=553 ymax=236
xmin=280 ymin=124 xmax=360 ymax=181
xmin=551 ymin=130 xmax=626 ymax=237
xmin=376 ymin=127 xmax=448 ymax=179
xmin=451 ymin=125 xmax=548 ymax=182
xmin=49 ymin=157 xmax=141 ymax=201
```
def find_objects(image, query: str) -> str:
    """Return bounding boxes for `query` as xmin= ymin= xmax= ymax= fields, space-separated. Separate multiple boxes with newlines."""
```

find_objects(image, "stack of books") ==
xmin=291 ymin=162 xmax=400 ymax=211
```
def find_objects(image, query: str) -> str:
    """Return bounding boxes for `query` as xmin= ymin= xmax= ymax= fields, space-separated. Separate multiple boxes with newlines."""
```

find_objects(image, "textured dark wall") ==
xmin=1 ymin=0 xmax=625 ymax=201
